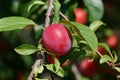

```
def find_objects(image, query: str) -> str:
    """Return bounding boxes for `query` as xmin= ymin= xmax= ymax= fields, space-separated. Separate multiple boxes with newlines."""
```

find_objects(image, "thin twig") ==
xmin=59 ymin=12 xmax=69 ymax=21
xmin=96 ymin=50 xmax=112 ymax=67
xmin=45 ymin=0 xmax=54 ymax=27
xmin=27 ymin=52 xmax=44 ymax=80
xmin=71 ymin=63 xmax=82 ymax=80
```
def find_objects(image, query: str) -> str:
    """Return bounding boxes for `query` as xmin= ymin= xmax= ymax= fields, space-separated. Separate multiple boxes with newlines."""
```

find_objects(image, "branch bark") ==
xmin=71 ymin=63 xmax=82 ymax=80
xmin=27 ymin=52 xmax=45 ymax=80
xmin=45 ymin=0 xmax=54 ymax=27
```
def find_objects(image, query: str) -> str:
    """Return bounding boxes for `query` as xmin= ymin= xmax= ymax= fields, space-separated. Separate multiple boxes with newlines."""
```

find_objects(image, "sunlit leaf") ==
xmin=100 ymin=55 xmax=113 ymax=64
xmin=35 ymin=78 xmax=49 ymax=80
xmin=89 ymin=20 xmax=105 ymax=32
xmin=28 ymin=0 xmax=45 ymax=12
xmin=56 ymin=67 xmax=65 ymax=77
xmin=15 ymin=44 xmax=37 ymax=55
xmin=0 ymin=17 xmax=36 ymax=32
xmin=70 ymin=22 xmax=98 ymax=52
xmin=113 ymin=67 xmax=120 ymax=73
xmin=54 ymin=58 xmax=60 ymax=72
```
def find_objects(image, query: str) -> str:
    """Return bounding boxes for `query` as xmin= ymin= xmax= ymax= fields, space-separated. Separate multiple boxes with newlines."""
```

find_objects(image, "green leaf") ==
xmin=56 ymin=67 xmax=65 ymax=77
xmin=72 ymin=34 xmax=79 ymax=47
xmin=28 ymin=0 xmax=45 ymax=12
xmin=100 ymin=55 xmax=113 ymax=64
xmin=35 ymin=78 xmax=49 ymax=80
xmin=113 ymin=67 xmax=120 ymax=73
xmin=45 ymin=64 xmax=65 ymax=77
xmin=70 ymin=22 xmax=98 ymax=52
xmin=89 ymin=20 xmax=105 ymax=32
xmin=46 ymin=64 xmax=55 ymax=72
xmin=0 ymin=17 xmax=36 ymax=32
xmin=38 ymin=65 xmax=44 ymax=73
xmin=52 ymin=0 xmax=61 ymax=23
xmin=113 ymin=52 xmax=118 ymax=63
xmin=54 ymin=58 xmax=60 ymax=72
xmin=15 ymin=44 xmax=38 ymax=55
xmin=34 ymin=25 xmax=44 ymax=39
xmin=83 ymin=0 xmax=104 ymax=22
xmin=34 ymin=65 xmax=44 ymax=77
xmin=98 ymin=42 xmax=111 ymax=53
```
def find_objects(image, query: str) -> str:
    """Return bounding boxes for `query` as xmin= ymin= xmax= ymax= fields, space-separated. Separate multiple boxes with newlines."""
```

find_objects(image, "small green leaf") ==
xmin=113 ymin=67 xmax=120 ymax=73
xmin=89 ymin=20 xmax=105 ymax=32
xmin=15 ymin=44 xmax=38 ymax=55
xmin=83 ymin=0 xmax=104 ymax=22
xmin=56 ymin=67 xmax=65 ymax=77
xmin=45 ymin=64 xmax=65 ymax=77
xmin=0 ymin=17 xmax=36 ymax=32
xmin=35 ymin=78 xmax=49 ymax=80
xmin=70 ymin=22 xmax=98 ymax=52
xmin=34 ymin=65 xmax=44 ymax=77
xmin=98 ymin=42 xmax=111 ymax=53
xmin=28 ymin=0 xmax=45 ymax=12
xmin=54 ymin=58 xmax=60 ymax=72
xmin=100 ymin=55 xmax=113 ymax=64
xmin=46 ymin=64 xmax=55 ymax=72
xmin=52 ymin=0 xmax=61 ymax=23
xmin=113 ymin=52 xmax=118 ymax=63
xmin=38 ymin=65 xmax=44 ymax=73
xmin=72 ymin=34 xmax=79 ymax=47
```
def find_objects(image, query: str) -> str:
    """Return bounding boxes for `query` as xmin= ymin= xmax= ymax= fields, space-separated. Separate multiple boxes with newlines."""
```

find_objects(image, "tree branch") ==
xmin=27 ymin=52 xmax=45 ymax=80
xmin=71 ymin=63 xmax=82 ymax=80
xmin=59 ymin=12 xmax=69 ymax=21
xmin=45 ymin=0 xmax=54 ymax=27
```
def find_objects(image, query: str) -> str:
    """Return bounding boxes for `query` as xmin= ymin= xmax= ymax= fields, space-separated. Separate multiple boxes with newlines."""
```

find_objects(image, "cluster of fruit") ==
xmin=41 ymin=7 xmax=119 ymax=79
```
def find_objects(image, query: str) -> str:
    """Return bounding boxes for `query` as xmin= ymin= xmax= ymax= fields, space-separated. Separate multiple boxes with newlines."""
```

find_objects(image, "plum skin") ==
xmin=106 ymin=35 xmax=118 ymax=48
xmin=42 ymin=24 xmax=72 ymax=56
xmin=74 ymin=8 xmax=87 ymax=24
xmin=78 ymin=58 xmax=97 ymax=77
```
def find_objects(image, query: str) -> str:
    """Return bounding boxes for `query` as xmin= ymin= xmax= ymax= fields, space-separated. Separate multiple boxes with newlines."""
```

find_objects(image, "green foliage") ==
xmin=0 ymin=0 xmax=119 ymax=80
xmin=52 ymin=0 xmax=61 ymax=23
xmin=70 ymin=22 xmax=98 ymax=52
xmin=15 ymin=44 xmax=38 ymax=55
xmin=83 ymin=0 xmax=104 ymax=22
xmin=60 ymin=21 xmax=98 ymax=52
xmin=34 ymin=65 xmax=44 ymax=77
xmin=45 ymin=58 xmax=65 ymax=77
xmin=113 ymin=67 xmax=120 ymax=73
xmin=89 ymin=20 xmax=105 ymax=32
xmin=100 ymin=55 xmax=113 ymax=64
xmin=28 ymin=0 xmax=45 ymax=12
xmin=0 ymin=17 xmax=36 ymax=32
xmin=35 ymin=78 xmax=49 ymax=80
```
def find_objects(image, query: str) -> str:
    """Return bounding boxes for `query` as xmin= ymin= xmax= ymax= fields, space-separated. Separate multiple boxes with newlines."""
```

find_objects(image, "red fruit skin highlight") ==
xmin=42 ymin=24 xmax=72 ymax=56
xmin=74 ymin=8 xmax=87 ymax=24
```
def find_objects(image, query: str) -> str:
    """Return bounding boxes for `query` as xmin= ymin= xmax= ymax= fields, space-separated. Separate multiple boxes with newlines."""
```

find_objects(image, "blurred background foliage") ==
xmin=0 ymin=0 xmax=120 ymax=80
